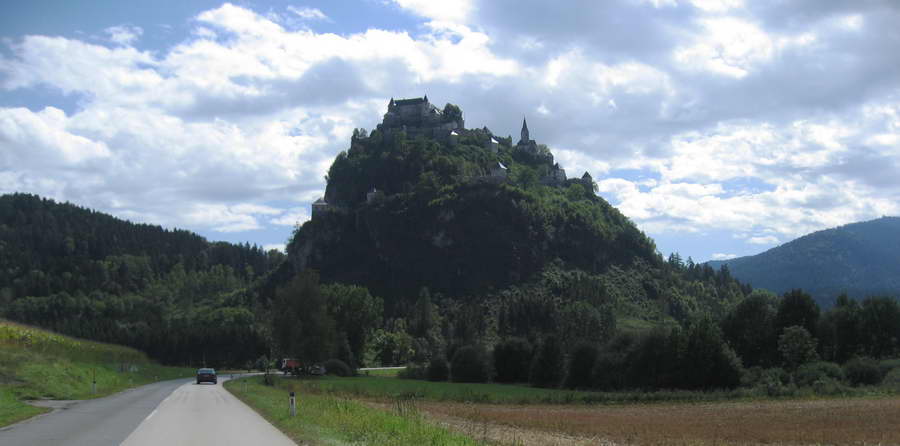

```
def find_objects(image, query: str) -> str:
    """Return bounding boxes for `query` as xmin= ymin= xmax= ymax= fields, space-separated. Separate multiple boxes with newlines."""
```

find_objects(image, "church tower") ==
xmin=520 ymin=117 xmax=530 ymax=144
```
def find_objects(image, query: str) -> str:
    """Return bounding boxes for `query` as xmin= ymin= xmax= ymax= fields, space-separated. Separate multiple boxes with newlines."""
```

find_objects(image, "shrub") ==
xmin=492 ymin=338 xmax=532 ymax=383
xmin=529 ymin=336 xmax=564 ymax=388
xmin=882 ymin=367 xmax=900 ymax=389
xmin=878 ymin=358 xmax=900 ymax=377
xmin=323 ymin=358 xmax=353 ymax=377
xmin=812 ymin=377 xmax=846 ymax=396
xmin=451 ymin=346 xmax=489 ymax=383
xmin=843 ymin=357 xmax=883 ymax=386
xmin=564 ymin=343 xmax=598 ymax=389
xmin=778 ymin=325 xmax=818 ymax=371
xmin=398 ymin=363 xmax=427 ymax=380
xmin=794 ymin=361 xmax=844 ymax=387
xmin=426 ymin=356 xmax=449 ymax=382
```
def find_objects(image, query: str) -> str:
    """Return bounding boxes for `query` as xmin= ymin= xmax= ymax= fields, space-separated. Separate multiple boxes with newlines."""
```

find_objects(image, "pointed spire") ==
xmin=520 ymin=116 xmax=530 ymax=144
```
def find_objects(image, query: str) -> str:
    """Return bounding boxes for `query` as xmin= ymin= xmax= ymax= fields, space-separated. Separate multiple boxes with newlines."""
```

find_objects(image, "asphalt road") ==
xmin=0 ymin=375 xmax=297 ymax=446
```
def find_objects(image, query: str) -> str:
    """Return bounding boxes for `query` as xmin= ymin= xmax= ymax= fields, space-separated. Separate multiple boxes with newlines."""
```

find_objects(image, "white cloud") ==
xmin=287 ymin=6 xmax=329 ymax=21
xmin=391 ymin=0 xmax=473 ymax=23
xmin=711 ymin=253 xmax=738 ymax=260
xmin=270 ymin=208 xmax=311 ymax=227
xmin=264 ymin=243 xmax=286 ymax=253
xmin=105 ymin=25 xmax=143 ymax=46
xmin=747 ymin=235 xmax=779 ymax=245
xmin=2 ymin=1 xmax=900 ymax=261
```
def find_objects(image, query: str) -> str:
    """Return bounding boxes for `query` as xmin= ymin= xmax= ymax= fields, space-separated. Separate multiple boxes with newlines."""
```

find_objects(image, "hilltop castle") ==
xmin=377 ymin=95 xmax=464 ymax=140
xmin=311 ymin=97 xmax=590 ymax=217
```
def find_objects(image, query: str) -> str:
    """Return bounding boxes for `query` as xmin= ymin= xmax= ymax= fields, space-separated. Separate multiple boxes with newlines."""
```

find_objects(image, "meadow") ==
xmin=0 ymin=319 xmax=193 ymax=427
xmin=277 ymin=375 xmax=900 ymax=445
xmin=224 ymin=375 xmax=482 ymax=445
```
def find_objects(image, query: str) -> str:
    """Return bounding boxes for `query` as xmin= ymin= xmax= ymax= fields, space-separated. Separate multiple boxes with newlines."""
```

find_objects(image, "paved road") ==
xmin=0 ymin=376 xmax=297 ymax=446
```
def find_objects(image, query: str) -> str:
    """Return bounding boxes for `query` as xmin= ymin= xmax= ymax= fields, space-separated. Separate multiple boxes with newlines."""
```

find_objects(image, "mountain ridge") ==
xmin=707 ymin=216 xmax=900 ymax=306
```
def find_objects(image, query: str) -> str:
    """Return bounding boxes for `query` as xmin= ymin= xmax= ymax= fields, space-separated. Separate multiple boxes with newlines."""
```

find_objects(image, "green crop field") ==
xmin=0 ymin=319 xmax=193 ymax=427
xmin=225 ymin=375 xmax=481 ymax=445
xmin=290 ymin=375 xmax=765 ymax=405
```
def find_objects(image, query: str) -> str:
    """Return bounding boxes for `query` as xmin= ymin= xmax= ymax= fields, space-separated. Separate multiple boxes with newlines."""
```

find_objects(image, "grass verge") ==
xmin=0 ymin=319 xmax=193 ymax=427
xmin=225 ymin=375 xmax=482 ymax=445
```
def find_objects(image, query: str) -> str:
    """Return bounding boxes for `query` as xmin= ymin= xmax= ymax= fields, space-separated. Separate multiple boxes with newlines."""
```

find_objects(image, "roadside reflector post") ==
xmin=289 ymin=391 xmax=296 ymax=416
xmin=92 ymin=369 xmax=97 ymax=395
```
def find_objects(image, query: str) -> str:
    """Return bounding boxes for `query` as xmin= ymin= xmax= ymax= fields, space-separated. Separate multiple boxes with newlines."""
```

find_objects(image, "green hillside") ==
xmin=0 ymin=319 xmax=192 ymax=427
xmin=708 ymin=217 xmax=900 ymax=306
xmin=0 ymin=193 xmax=283 ymax=366
xmin=268 ymin=97 xmax=753 ymax=368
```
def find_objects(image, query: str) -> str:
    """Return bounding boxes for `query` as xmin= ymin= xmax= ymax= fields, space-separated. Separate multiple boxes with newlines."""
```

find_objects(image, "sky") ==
xmin=1 ymin=0 xmax=898 ymax=261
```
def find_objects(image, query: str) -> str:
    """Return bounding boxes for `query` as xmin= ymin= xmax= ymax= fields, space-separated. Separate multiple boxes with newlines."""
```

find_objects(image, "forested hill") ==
xmin=276 ymin=98 xmax=752 ymax=332
xmin=708 ymin=217 xmax=900 ymax=306
xmin=0 ymin=193 xmax=284 ymax=365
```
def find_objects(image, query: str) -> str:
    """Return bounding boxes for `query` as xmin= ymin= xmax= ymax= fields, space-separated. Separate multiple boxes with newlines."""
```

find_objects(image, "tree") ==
xmin=564 ymin=342 xmax=599 ymax=389
xmin=529 ymin=335 xmax=564 ymax=388
xmin=272 ymin=271 xmax=336 ymax=367
xmin=681 ymin=317 xmax=743 ymax=389
xmin=450 ymin=345 xmax=489 ymax=383
xmin=778 ymin=326 xmax=818 ymax=371
xmin=493 ymin=337 xmax=532 ymax=383
xmin=858 ymin=296 xmax=900 ymax=358
xmin=817 ymin=294 xmax=861 ymax=363
xmin=721 ymin=291 xmax=778 ymax=367
xmin=776 ymin=289 xmax=820 ymax=337
xmin=321 ymin=283 xmax=383 ymax=367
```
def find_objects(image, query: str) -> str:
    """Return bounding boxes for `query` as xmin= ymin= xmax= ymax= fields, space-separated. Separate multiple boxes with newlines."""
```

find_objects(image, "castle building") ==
xmin=377 ymin=96 xmax=464 ymax=140
xmin=516 ymin=117 xmax=538 ymax=153
xmin=311 ymin=197 xmax=331 ymax=216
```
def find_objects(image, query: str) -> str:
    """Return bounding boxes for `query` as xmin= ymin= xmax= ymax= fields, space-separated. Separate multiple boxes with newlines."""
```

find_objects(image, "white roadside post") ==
xmin=289 ymin=391 xmax=297 ymax=416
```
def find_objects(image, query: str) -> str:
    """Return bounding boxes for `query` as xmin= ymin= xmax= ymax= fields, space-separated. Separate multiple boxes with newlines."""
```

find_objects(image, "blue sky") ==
xmin=2 ymin=0 xmax=899 ymax=261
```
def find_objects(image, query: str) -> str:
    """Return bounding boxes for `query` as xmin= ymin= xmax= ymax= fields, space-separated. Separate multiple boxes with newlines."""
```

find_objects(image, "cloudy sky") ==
xmin=2 ymin=0 xmax=898 ymax=261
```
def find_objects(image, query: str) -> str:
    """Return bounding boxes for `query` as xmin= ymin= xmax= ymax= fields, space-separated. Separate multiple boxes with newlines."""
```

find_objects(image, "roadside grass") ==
xmin=0 ymin=319 xmax=193 ymax=427
xmin=225 ymin=375 xmax=483 ymax=446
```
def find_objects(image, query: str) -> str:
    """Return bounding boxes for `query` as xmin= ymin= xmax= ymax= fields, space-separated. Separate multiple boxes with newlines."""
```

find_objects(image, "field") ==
xmin=286 ymin=375 xmax=900 ymax=445
xmin=0 ymin=319 xmax=193 ymax=427
xmin=295 ymin=375 xmax=772 ymax=405
xmin=224 ymin=375 xmax=481 ymax=445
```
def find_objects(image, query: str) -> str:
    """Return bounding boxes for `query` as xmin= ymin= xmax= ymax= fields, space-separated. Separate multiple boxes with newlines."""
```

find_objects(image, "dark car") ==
xmin=196 ymin=368 xmax=217 ymax=384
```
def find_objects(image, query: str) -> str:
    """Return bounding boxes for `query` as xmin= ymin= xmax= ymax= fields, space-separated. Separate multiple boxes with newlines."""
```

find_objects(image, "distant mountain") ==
xmin=708 ymin=217 xmax=900 ymax=306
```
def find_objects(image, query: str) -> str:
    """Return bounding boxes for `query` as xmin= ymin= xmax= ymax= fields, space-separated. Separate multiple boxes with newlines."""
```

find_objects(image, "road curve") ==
xmin=121 ymin=377 xmax=297 ymax=446
xmin=0 ymin=375 xmax=297 ymax=446
xmin=0 ymin=378 xmax=189 ymax=446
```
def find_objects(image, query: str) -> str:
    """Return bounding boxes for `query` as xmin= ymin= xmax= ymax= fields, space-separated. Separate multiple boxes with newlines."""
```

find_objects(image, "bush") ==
xmin=843 ymin=357 xmax=883 ymax=386
xmin=397 ymin=363 xmax=427 ymax=380
xmin=323 ymin=358 xmax=353 ymax=377
xmin=451 ymin=346 xmax=489 ymax=383
xmin=878 ymin=358 xmax=900 ymax=377
xmin=794 ymin=361 xmax=844 ymax=387
xmin=529 ymin=336 xmax=564 ymax=388
xmin=882 ymin=367 xmax=900 ymax=389
xmin=564 ymin=343 xmax=598 ymax=389
xmin=426 ymin=356 xmax=449 ymax=382
xmin=812 ymin=377 xmax=846 ymax=396
xmin=492 ymin=338 xmax=532 ymax=383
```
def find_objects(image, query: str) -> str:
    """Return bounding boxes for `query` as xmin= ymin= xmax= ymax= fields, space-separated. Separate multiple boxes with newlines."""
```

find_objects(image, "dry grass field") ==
xmin=414 ymin=397 xmax=900 ymax=445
